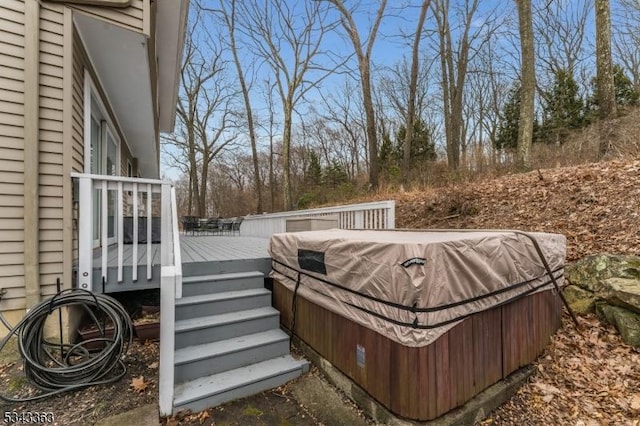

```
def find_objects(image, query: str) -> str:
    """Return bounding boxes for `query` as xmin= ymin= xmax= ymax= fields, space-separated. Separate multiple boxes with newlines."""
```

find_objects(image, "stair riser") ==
xmin=173 ymin=369 xmax=303 ymax=414
xmin=176 ymin=294 xmax=271 ymax=320
xmin=174 ymin=339 xmax=290 ymax=384
xmin=182 ymin=277 xmax=264 ymax=297
xmin=175 ymin=315 xmax=279 ymax=349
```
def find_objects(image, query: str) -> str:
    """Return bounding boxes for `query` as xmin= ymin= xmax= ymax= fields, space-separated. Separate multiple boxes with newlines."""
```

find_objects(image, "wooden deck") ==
xmin=91 ymin=235 xmax=270 ymax=267
xmin=85 ymin=236 xmax=271 ymax=292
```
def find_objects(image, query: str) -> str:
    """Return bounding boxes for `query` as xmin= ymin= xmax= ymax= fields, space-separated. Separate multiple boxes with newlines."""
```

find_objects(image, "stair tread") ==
xmin=176 ymin=288 xmax=270 ymax=306
xmin=182 ymin=271 xmax=264 ymax=284
xmin=175 ymin=307 xmax=279 ymax=332
xmin=175 ymin=329 xmax=289 ymax=365
xmin=173 ymin=355 xmax=307 ymax=406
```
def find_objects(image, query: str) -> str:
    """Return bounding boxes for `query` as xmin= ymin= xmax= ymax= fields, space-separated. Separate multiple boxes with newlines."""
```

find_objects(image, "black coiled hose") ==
xmin=0 ymin=289 xmax=133 ymax=402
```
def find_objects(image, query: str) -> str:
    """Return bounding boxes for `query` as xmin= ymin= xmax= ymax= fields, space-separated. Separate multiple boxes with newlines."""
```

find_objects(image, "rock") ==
xmin=597 ymin=277 xmax=640 ymax=314
xmin=562 ymin=285 xmax=595 ymax=314
xmin=596 ymin=303 xmax=640 ymax=348
xmin=565 ymin=254 xmax=640 ymax=292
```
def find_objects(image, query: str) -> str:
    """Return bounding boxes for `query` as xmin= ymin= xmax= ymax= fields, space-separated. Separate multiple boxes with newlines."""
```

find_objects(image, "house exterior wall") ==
xmin=0 ymin=0 xmax=155 ymax=337
xmin=0 ymin=0 xmax=27 ymax=312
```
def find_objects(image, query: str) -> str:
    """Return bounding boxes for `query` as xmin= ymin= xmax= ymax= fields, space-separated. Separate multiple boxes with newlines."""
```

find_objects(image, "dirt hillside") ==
xmin=394 ymin=159 xmax=640 ymax=262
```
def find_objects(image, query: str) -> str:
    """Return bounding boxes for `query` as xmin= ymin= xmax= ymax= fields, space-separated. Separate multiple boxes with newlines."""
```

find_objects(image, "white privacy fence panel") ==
xmin=240 ymin=200 xmax=395 ymax=238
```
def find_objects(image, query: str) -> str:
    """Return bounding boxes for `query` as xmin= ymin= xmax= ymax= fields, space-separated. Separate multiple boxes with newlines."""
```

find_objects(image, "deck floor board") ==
xmin=92 ymin=235 xmax=270 ymax=268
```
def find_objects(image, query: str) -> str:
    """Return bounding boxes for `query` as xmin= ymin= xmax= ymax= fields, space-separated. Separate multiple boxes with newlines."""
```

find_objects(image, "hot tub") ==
xmin=269 ymin=229 xmax=565 ymax=421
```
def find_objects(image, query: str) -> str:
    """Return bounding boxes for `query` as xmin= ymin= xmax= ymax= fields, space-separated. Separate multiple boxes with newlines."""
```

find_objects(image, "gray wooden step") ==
xmin=174 ymin=329 xmax=290 ymax=384
xmin=174 ymin=307 xmax=280 ymax=349
xmin=173 ymin=355 xmax=309 ymax=414
xmin=175 ymin=288 xmax=271 ymax=320
xmin=182 ymin=271 xmax=264 ymax=297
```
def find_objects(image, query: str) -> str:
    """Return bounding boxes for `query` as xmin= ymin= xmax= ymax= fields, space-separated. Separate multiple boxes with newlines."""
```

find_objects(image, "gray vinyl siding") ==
xmin=0 ymin=0 xmax=26 ymax=309
xmin=38 ymin=3 xmax=65 ymax=298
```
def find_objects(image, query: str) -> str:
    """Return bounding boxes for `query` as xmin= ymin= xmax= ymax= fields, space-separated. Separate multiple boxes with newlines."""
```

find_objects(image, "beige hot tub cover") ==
xmin=269 ymin=229 xmax=566 ymax=347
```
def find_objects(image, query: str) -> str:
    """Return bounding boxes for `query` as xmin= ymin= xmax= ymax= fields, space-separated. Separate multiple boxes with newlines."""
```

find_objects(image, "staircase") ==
xmin=171 ymin=270 xmax=308 ymax=413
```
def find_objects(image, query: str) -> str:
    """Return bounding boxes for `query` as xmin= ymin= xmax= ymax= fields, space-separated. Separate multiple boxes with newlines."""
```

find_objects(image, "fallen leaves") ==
xmin=130 ymin=375 xmax=148 ymax=393
xmin=488 ymin=314 xmax=640 ymax=424
xmin=395 ymin=159 xmax=640 ymax=261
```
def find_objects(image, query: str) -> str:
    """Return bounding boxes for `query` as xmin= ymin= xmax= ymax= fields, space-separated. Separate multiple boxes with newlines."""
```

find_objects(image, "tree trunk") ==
xmin=402 ymin=0 xmax=430 ymax=184
xmin=595 ymin=0 xmax=616 ymax=158
xmin=225 ymin=0 xmax=263 ymax=213
xmin=282 ymin=101 xmax=293 ymax=210
xmin=360 ymin=59 xmax=379 ymax=189
xmin=516 ymin=0 xmax=535 ymax=171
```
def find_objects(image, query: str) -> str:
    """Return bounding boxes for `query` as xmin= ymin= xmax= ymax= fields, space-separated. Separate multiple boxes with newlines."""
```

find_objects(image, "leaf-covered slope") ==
xmin=395 ymin=160 xmax=640 ymax=261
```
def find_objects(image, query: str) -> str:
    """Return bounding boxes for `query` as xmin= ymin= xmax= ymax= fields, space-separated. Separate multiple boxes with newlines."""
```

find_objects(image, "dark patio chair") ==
xmin=182 ymin=216 xmax=198 ymax=235
xmin=220 ymin=218 xmax=233 ymax=235
xmin=193 ymin=218 xmax=207 ymax=235
xmin=206 ymin=218 xmax=220 ymax=235
xmin=231 ymin=216 xmax=244 ymax=236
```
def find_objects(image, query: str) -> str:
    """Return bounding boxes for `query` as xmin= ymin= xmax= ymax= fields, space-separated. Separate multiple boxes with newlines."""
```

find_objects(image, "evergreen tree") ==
xmin=587 ymin=64 xmax=640 ymax=116
xmin=323 ymin=161 xmax=349 ymax=188
xmin=495 ymin=84 xmax=521 ymax=150
xmin=395 ymin=118 xmax=437 ymax=164
xmin=540 ymin=69 xmax=586 ymax=144
xmin=378 ymin=132 xmax=399 ymax=179
xmin=305 ymin=151 xmax=322 ymax=187
xmin=613 ymin=64 xmax=640 ymax=107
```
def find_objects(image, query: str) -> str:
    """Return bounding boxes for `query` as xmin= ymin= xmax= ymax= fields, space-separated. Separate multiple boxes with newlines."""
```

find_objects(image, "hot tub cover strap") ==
xmin=272 ymin=258 xmax=563 ymax=329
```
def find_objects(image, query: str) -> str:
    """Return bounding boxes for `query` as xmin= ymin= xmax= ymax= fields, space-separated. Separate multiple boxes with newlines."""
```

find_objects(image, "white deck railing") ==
xmin=240 ymin=200 xmax=396 ymax=238
xmin=159 ymin=185 xmax=181 ymax=416
xmin=73 ymin=173 xmax=169 ymax=290
xmin=72 ymin=172 xmax=182 ymax=416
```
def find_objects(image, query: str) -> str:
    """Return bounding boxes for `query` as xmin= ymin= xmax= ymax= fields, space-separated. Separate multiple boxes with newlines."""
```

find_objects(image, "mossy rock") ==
xmin=563 ymin=285 xmax=595 ymax=315
xmin=565 ymin=254 xmax=640 ymax=292
xmin=597 ymin=277 xmax=640 ymax=314
xmin=596 ymin=302 xmax=640 ymax=348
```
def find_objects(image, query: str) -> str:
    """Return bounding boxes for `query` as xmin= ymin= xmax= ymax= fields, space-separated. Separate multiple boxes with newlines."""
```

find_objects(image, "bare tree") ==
xmin=318 ymin=79 xmax=368 ymax=178
xmin=516 ymin=0 xmax=535 ymax=170
xmin=595 ymin=0 xmax=616 ymax=158
xmin=401 ymin=0 xmax=431 ymax=184
xmin=168 ymin=14 xmax=238 ymax=217
xmin=325 ymin=0 xmax=388 ymax=189
xmin=431 ymin=0 xmax=493 ymax=170
xmin=613 ymin=0 xmax=640 ymax=92
xmin=206 ymin=0 xmax=263 ymax=214
xmin=237 ymin=0 xmax=340 ymax=210
xmin=533 ymin=0 xmax=592 ymax=85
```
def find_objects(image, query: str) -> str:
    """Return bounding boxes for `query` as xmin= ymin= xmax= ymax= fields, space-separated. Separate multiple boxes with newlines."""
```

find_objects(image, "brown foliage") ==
xmin=395 ymin=160 xmax=640 ymax=261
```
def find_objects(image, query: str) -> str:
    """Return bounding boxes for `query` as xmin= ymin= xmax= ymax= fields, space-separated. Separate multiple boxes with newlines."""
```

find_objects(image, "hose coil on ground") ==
xmin=0 ymin=289 xmax=133 ymax=402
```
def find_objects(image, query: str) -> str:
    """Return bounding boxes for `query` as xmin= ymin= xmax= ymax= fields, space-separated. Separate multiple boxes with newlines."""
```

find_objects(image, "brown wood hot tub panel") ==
xmin=273 ymin=280 xmax=562 ymax=421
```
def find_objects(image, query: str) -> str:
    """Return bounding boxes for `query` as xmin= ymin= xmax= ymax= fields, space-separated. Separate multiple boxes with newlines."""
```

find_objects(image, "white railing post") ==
xmin=160 ymin=184 xmax=173 ymax=266
xmin=159 ymin=268 xmax=176 ymax=416
xmin=171 ymin=187 xmax=183 ymax=299
xmin=117 ymin=182 xmax=124 ymax=282
xmin=385 ymin=200 xmax=396 ymax=229
xmin=132 ymin=183 xmax=138 ymax=282
xmin=147 ymin=183 xmax=152 ymax=280
xmin=77 ymin=176 xmax=93 ymax=291
xmin=158 ymin=183 xmax=181 ymax=415
xmin=101 ymin=180 xmax=108 ymax=282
